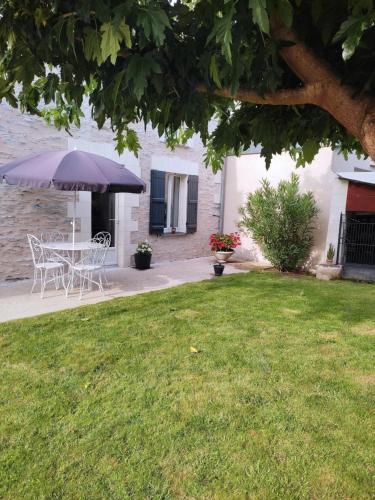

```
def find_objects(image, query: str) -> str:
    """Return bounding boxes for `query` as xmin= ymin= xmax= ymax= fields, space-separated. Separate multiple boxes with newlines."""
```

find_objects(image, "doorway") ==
xmin=91 ymin=192 xmax=117 ymax=265
xmin=338 ymin=212 xmax=375 ymax=265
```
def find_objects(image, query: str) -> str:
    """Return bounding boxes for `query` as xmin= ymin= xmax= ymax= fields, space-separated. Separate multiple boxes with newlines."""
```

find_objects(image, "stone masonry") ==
xmin=130 ymin=125 xmax=221 ymax=263
xmin=0 ymin=103 xmax=221 ymax=280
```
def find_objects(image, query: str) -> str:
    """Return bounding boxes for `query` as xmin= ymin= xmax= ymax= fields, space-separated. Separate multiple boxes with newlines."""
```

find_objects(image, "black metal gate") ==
xmin=337 ymin=213 xmax=375 ymax=265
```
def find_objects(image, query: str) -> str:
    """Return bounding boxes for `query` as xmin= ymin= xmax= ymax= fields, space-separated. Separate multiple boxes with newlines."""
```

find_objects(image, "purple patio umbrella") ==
xmin=0 ymin=149 xmax=146 ymax=245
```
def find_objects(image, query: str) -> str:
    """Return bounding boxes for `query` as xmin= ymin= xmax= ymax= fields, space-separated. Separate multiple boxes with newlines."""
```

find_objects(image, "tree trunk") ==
xmin=311 ymin=81 xmax=375 ymax=162
xmin=361 ymin=109 xmax=375 ymax=162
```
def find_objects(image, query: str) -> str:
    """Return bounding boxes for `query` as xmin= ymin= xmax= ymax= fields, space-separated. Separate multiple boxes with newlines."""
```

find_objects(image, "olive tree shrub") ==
xmin=240 ymin=174 xmax=319 ymax=271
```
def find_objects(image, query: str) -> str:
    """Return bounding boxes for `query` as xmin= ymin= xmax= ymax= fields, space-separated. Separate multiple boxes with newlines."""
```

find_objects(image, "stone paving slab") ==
xmin=0 ymin=257 xmax=247 ymax=323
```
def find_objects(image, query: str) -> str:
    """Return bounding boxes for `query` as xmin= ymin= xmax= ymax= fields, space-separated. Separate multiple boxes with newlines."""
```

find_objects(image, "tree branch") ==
xmin=196 ymin=83 xmax=317 ymax=106
xmin=270 ymin=17 xmax=374 ymax=148
xmin=270 ymin=18 xmax=335 ymax=85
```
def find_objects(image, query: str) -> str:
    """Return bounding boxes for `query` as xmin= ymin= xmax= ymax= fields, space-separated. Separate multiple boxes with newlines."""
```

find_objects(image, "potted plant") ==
xmin=213 ymin=263 xmax=225 ymax=276
xmin=326 ymin=243 xmax=335 ymax=265
xmin=209 ymin=232 xmax=241 ymax=263
xmin=134 ymin=241 xmax=152 ymax=270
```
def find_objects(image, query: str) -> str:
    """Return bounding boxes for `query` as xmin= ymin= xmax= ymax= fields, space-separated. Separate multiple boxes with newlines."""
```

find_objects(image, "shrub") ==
xmin=239 ymin=173 xmax=319 ymax=271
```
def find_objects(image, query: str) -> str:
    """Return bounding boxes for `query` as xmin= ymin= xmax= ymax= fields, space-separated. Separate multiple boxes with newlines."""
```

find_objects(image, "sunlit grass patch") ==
xmin=0 ymin=271 xmax=374 ymax=498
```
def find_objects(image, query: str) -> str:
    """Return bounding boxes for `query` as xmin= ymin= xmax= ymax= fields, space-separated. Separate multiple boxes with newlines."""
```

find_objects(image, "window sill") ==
xmin=162 ymin=232 xmax=188 ymax=237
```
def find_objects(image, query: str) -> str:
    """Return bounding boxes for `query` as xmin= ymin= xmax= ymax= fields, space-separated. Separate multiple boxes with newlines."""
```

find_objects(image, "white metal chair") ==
xmin=40 ymin=231 xmax=67 ymax=263
xmin=92 ymin=231 xmax=111 ymax=246
xmin=41 ymin=231 xmax=65 ymax=243
xmin=92 ymin=232 xmax=111 ymax=284
xmin=27 ymin=234 xmax=64 ymax=298
xmin=66 ymin=238 xmax=110 ymax=299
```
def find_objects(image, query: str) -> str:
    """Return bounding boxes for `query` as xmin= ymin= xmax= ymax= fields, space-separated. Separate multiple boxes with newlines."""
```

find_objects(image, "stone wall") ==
xmin=130 ymin=125 xmax=221 ymax=263
xmin=0 ymin=104 xmax=73 ymax=280
xmin=0 ymin=103 xmax=221 ymax=280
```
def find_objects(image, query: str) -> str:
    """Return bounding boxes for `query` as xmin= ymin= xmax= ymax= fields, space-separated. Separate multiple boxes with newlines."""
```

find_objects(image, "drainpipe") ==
xmin=219 ymin=157 xmax=228 ymax=233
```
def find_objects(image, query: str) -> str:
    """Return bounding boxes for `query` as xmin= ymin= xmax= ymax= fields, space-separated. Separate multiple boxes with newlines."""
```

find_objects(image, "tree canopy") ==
xmin=0 ymin=0 xmax=374 ymax=170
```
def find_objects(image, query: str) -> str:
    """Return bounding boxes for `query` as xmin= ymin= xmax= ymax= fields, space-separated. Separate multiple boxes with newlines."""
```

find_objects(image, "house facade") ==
xmin=222 ymin=147 xmax=375 ymax=275
xmin=0 ymin=103 xmax=222 ymax=281
xmin=2 ymin=100 xmax=375 ymax=283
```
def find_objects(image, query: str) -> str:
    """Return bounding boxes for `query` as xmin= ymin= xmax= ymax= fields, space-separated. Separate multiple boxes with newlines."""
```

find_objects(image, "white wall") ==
xmin=331 ymin=151 xmax=373 ymax=172
xmin=325 ymin=178 xmax=348 ymax=260
xmin=223 ymin=148 xmax=335 ymax=266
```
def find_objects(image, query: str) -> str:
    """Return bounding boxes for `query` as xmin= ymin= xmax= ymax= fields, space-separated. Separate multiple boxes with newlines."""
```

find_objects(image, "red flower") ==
xmin=209 ymin=232 xmax=241 ymax=251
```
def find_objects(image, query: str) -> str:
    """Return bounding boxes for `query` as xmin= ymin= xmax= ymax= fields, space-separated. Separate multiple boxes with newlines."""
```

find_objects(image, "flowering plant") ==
xmin=136 ymin=240 xmax=153 ymax=255
xmin=209 ymin=233 xmax=241 ymax=252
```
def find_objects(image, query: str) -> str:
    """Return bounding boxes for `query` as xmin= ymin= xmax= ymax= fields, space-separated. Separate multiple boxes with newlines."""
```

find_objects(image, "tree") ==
xmin=0 ymin=1 xmax=374 ymax=169
xmin=239 ymin=174 xmax=319 ymax=271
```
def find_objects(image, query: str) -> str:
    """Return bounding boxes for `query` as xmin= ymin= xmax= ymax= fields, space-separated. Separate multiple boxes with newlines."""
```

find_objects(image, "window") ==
xmin=164 ymin=174 xmax=187 ymax=233
xmin=150 ymin=170 xmax=198 ymax=235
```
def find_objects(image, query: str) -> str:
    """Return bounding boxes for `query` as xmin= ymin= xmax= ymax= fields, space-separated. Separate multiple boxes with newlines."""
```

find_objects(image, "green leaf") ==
xmin=119 ymin=22 xmax=132 ymax=49
xmin=302 ymin=139 xmax=320 ymax=164
xmin=100 ymin=20 xmax=132 ymax=64
xmin=276 ymin=0 xmax=293 ymax=28
xmin=125 ymin=54 xmax=162 ymax=100
xmin=137 ymin=6 xmax=171 ymax=47
xmin=249 ymin=0 xmax=270 ymax=34
xmin=112 ymin=70 xmax=125 ymax=106
xmin=209 ymin=55 xmax=222 ymax=88
xmin=83 ymin=27 xmax=102 ymax=63
xmin=333 ymin=14 xmax=375 ymax=60
xmin=100 ymin=22 xmax=120 ymax=64
xmin=115 ymin=126 xmax=140 ymax=155
xmin=207 ymin=5 xmax=235 ymax=64
xmin=66 ymin=16 xmax=76 ymax=47
xmin=35 ymin=8 xmax=49 ymax=28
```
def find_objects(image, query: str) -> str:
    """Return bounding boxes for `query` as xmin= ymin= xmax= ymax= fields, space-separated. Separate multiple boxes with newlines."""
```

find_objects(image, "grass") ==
xmin=0 ymin=271 xmax=374 ymax=499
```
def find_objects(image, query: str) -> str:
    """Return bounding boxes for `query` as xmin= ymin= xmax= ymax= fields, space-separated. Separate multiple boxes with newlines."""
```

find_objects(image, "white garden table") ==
xmin=41 ymin=241 xmax=102 ymax=293
xmin=41 ymin=241 xmax=101 ymax=253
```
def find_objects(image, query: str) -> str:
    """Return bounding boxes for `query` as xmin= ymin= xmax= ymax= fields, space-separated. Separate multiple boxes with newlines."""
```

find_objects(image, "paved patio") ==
xmin=0 ymin=257 xmax=247 ymax=323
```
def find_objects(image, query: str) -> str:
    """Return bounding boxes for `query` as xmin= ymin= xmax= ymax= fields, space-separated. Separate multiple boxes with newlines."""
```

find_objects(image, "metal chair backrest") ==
xmin=27 ymin=234 xmax=44 ymax=267
xmin=41 ymin=231 xmax=65 ymax=243
xmin=78 ymin=238 xmax=110 ymax=268
xmin=92 ymin=231 xmax=111 ymax=247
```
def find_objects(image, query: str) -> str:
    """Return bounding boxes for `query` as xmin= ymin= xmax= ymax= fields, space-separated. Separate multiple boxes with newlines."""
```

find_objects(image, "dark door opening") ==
xmin=91 ymin=192 xmax=115 ymax=247
xmin=343 ymin=212 xmax=375 ymax=265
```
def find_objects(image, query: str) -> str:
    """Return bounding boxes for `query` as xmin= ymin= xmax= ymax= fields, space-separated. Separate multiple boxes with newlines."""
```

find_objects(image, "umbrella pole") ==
xmin=69 ymin=190 xmax=77 ymax=291
xmin=72 ymin=190 xmax=77 ymax=250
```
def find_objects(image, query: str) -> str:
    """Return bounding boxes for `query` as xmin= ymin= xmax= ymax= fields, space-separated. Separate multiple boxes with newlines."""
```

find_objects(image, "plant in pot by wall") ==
xmin=135 ymin=241 xmax=152 ymax=270
xmin=326 ymin=243 xmax=335 ymax=265
xmin=213 ymin=263 xmax=225 ymax=276
xmin=209 ymin=232 xmax=241 ymax=263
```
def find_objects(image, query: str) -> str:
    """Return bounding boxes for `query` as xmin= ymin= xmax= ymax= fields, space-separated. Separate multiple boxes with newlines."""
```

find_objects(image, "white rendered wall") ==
xmin=331 ymin=151 xmax=373 ymax=172
xmin=223 ymin=148 xmax=335 ymax=266
xmin=324 ymin=178 xmax=349 ymax=259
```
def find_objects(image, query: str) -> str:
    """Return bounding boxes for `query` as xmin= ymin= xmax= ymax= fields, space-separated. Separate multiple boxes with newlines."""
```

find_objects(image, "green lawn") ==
xmin=0 ymin=272 xmax=374 ymax=499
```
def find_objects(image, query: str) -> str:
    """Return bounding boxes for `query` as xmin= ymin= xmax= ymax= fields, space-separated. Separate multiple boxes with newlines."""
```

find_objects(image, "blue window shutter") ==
xmin=149 ymin=170 xmax=166 ymax=234
xmin=186 ymin=175 xmax=198 ymax=234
